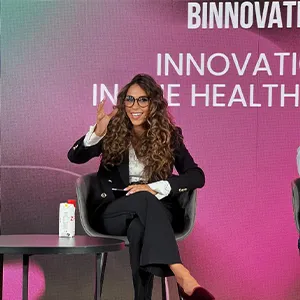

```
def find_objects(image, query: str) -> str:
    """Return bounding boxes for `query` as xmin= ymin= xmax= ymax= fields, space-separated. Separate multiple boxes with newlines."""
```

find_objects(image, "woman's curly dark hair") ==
xmin=101 ymin=74 xmax=182 ymax=182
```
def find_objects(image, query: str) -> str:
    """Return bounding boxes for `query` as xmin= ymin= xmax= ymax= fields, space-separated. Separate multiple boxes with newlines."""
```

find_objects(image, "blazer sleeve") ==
xmin=67 ymin=135 xmax=103 ymax=164
xmin=166 ymin=128 xmax=205 ymax=196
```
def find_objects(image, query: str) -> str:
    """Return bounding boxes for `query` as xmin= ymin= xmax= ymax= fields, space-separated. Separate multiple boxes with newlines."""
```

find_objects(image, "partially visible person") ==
xmin=297 ymin=146 xmax=300 ymax=175
xmin=68 ymin=74 xmax=215 ymax=300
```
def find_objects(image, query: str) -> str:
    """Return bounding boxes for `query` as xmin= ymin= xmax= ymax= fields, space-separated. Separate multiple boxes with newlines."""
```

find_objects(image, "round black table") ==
xmin=0 ymin=235 xmax=125 ymax=300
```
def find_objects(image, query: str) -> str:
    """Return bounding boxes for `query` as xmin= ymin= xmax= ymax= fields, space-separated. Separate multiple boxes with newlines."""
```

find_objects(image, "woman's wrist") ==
xmin=94 ymin=126 xmax=107 ymax=137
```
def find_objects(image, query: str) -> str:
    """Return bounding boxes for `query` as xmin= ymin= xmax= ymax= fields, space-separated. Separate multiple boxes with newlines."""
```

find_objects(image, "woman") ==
xmin=68 ymin=74 xmax=215 ymax=300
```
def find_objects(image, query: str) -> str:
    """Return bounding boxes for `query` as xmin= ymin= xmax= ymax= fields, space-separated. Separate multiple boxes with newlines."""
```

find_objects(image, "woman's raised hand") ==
xmin=94 ymin=99 xmax=118 ymax=136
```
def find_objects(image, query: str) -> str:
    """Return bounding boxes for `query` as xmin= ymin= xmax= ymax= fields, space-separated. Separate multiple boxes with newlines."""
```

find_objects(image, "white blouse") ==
xmin=83 ymin=125 xmax=171 ymax=200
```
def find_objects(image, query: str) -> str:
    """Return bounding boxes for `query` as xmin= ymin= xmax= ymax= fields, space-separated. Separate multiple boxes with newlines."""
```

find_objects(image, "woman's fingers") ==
xmin=98 ymin=99 xmax=106 ymax=110
xmin=125 ymin=186 xmax=136 ymax=195
xmin=124 ymin=185 xmax=135 ymax=195
xmin=126 ymin=189 xmax=140 ymax=196
xmin=97 ymin=100 xmax=105 ymax=113
xmin=97 ymin=99 xmax=106 ymax=116
xmin=97 ymin=99 xmax=111 ymax=123
xmin=97 ymin=100 xmax=118 ymax=122
xmin=124 ymin=185 xmax=140 ymax=191
xmin=125 ymin=184 xmax=150 ymax=196
xmin=97 ymin=111 xmax=106 ymax=121
xmin=107 ymin=106 xmax=118 ymax=119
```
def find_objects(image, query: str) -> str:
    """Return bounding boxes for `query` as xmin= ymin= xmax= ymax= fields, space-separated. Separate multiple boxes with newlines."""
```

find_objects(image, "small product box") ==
xmin=59 ymin=200 xmax=76 ymax=238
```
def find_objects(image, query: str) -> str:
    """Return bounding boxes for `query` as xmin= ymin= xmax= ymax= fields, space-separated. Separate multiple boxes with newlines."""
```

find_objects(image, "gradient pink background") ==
xmin=2 ymin=1 xmax=300 ymax=299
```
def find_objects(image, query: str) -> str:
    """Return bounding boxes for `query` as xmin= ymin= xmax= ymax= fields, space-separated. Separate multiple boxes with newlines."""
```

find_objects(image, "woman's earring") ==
xmin=147 ymin=119 xmax=151 ymax=126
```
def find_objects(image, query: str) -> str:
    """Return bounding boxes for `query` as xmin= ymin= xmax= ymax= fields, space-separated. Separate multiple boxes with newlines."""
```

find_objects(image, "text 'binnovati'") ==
xmin=188 ymin=1 xmax=300 ymax=29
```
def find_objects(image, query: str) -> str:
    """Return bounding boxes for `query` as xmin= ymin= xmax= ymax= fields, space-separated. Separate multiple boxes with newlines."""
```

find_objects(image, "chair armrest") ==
xmin=292 ymin=177 xmax=300 ymax=234
xmin=175 ymin=189 xmax=197 ymax=241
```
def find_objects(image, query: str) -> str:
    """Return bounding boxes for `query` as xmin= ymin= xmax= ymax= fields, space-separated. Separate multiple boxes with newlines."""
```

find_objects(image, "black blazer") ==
xmin=68 ymin=128 xmax=205 ymax=219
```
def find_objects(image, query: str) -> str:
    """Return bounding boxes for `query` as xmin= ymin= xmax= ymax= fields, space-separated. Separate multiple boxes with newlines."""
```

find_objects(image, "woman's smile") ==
xmin=130 ymin=112 xmax=143 ymax=120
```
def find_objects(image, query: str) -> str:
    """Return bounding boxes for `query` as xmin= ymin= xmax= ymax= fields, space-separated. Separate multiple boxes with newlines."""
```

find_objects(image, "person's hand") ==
xmin=94 ymin=99 xmax=118 ymax=136
xmin=124 ymin=184 xmax=157 ymax=196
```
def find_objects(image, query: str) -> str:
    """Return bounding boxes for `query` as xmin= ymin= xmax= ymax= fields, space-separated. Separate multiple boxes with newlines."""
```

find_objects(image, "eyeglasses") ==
xmin=124 ymin=95 xmax=150 ymax=108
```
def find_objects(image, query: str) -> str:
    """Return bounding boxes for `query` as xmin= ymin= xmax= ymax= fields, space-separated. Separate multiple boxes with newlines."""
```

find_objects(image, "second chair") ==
xmin=76 ymin=172 xmax=198 ymax=300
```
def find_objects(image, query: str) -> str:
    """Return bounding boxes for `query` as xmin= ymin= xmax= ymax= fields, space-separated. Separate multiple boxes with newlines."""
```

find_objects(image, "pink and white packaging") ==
xmin=59 ymin=202 xmax=75 ymax=237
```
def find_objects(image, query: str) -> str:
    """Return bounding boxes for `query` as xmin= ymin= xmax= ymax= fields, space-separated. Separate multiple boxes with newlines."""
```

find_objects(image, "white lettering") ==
xmin=188 ymin=2 xmax=201 ymax=29
xmin=253 ymin=54 xmax=272 ymax=75
xmin=228 ymin=84 xmax=247 ymax=107
xmin=191 ymin=84 xmax=210 ymax=106
xmin=157 ymin=53 xmax=162 ymax=76
xmin=283 ymin=1 xmax=297 ymax=28
xmin=280 ymin=84 xmax=299 ymax=107
xmin=274 ymin=52 xmax=290 ymax=75
xmin=158 ymin=52 xmax=298 ymax=77
xmin=255 ymin=1 xmax=269 ymax=28
xmin=240 ymin=2 xmax=254 ymax=29
xmin=100 ymin=84 xmax=119 ymax=105
xmin=186 ymin=53 xmax=205 ymax=76
xmin=167 ymin=84 xmax=181 ymax=106
xmin=165 ymin=53 xmax=183 ymax=76
xmin=202 ymin=2 xmax=208 ymax=28
xmin=268 ymin=2 xmax=283 ymax=28
xmin=207 ymin=53 xmax=230 ymax=76
xmin=231 ymin=53 xmax=252 ymax=76
xmin=213 ymin=84 xmax=226 ymax=106
xmin=292 ymin=52 xmax=297 ymax=75
xmin=224 ymin=2 xmax=239 ymax=28
xmin=249 ymin=84 xmax=260 ymax=107
xmin=93 ymin=84 xmax=97 ymax=106
xmin=263 ymin=84 xmax=278 ymax=107
xmin=210 ymin=2 xmax=223 ymax=28
xmin=298 ymin=1 xmax=300 ymax=27
xmin=188 ymin=1 xmax=300 ymax=29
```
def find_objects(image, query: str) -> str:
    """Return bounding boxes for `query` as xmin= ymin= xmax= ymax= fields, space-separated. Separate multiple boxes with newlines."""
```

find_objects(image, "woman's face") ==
xmin=124 ymin=83 xmax=150 ymax=131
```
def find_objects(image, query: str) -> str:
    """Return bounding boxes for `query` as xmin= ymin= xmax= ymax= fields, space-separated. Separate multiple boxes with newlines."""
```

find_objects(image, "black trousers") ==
xmin=92 ymin=191 xmax=183 ymax=300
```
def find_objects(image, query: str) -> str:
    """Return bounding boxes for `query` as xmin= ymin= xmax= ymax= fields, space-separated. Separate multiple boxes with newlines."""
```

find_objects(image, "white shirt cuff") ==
xmin=148 ymin=180 xmax=171 ymax=200
xmin=83 ymin=125 xmax=105 ymax=147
